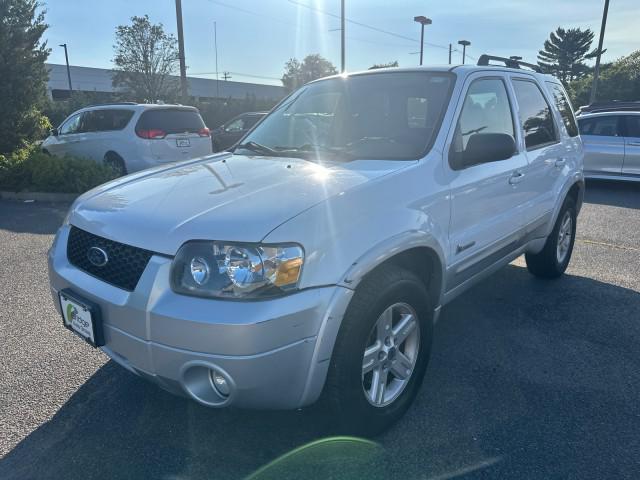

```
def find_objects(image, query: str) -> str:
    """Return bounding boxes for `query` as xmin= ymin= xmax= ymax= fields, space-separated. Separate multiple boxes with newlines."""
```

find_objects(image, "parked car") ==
xmin=42 ymin=103 xmax=212 ymax=175
xmin=49 ymin=58 xmax=584 ymax=435
xmin=578 ymin=112 xmax=640 ymax=180
xmin=211 ymin=112 xmax=267 ymax=152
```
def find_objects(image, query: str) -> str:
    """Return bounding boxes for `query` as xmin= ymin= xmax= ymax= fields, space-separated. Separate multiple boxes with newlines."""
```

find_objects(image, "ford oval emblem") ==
xmin=87 ymin=246 xmax=109 ymax=267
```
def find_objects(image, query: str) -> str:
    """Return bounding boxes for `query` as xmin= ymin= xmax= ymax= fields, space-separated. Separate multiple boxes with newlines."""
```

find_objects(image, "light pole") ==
xmin=59 ymin=43 xmax=73 ymax=94
xmin=413 ymin=16 xmax=432 ymax=66
xmin=590 ymin=0 xmax=610 ymax=105
xmin=341 ymin=0 xmax=345 ymax=73
xmin=458 ymin=40 xmax=471 ymax=64
xmin=175 ymin=0 xmax=188 ymax=100
xmin=214 ymin=21 xmax=219 ymax=99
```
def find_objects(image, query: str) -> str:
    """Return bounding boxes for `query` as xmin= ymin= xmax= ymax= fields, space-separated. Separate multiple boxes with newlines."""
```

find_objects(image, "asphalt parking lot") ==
xmin=1 ymin=180 xmax=640 ymax=479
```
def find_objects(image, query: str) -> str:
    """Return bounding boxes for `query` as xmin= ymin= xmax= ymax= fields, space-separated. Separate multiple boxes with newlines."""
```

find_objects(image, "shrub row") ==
xmin=0 ymin=144 xmax=117 ymax=194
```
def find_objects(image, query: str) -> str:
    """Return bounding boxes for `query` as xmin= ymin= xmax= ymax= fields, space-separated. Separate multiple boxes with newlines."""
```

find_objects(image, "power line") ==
xmin=288 ymin=0 xmax=456 ymax=52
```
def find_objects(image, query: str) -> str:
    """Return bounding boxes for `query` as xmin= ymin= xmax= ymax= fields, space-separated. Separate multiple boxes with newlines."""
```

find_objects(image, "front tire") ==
xmin=322 ymin=265 xmax=433 ymax=436
xmin=525 ymin=196 xmax=577 ymax=278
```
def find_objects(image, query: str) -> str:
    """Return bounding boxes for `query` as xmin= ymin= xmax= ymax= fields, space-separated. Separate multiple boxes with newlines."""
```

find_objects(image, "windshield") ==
xmin=236 ymin=72 xmax=453 ymax=161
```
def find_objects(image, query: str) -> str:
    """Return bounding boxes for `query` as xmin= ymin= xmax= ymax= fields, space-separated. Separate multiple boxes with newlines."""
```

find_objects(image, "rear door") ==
xmin=622 ymin=115 xmax=640 ymax=176
xmin=446 ymin=74 xmax=528 ymax=290
xmin=136 ymin=108 xmax=212 ymax=162
xmin=509 ymin=77 xmax=565 ymax=230
xmin=578 ymin=115 xmax=625 ymax=175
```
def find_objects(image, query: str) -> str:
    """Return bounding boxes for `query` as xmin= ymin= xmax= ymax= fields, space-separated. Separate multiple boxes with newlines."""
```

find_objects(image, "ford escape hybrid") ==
xmin=48 ymin=56 xmax=584 ymax=434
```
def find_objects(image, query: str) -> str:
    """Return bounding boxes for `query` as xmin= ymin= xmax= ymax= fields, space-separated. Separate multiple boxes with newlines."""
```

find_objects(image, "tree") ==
xmin=369 ymin=61 xmax=399 ymax=70
xmin=0 ymin=0 xmax=50 ymax=154
xmin=112 ymin=15 xmax=181 ymax=102
xmin=281 ymin=54 xmax=338 ymax=92
xmin=537 ymin=27 xmax=598 ymax=83
xmin=567 ymin=50 xmax=640 ymax=106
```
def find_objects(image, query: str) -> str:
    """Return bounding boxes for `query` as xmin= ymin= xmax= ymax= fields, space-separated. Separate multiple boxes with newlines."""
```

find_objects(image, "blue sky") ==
xmin=43 ymin=0 xmax=639 ymax=86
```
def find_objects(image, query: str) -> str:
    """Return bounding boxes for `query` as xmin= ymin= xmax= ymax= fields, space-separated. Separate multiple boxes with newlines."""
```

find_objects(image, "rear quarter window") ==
xmin=546 ymin=82 xmax=579 ymax=137
xmin=136 ymin=108 xmax=205 ymax=134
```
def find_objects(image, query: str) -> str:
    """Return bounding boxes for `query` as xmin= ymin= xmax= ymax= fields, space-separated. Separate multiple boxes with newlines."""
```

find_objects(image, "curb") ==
xmin=0 ymin=191 xmax=78 ymax=203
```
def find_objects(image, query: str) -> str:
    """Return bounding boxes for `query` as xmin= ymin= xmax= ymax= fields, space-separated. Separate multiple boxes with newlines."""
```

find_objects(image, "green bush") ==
xmin=0 ymin=144 xmax=117 ymax=193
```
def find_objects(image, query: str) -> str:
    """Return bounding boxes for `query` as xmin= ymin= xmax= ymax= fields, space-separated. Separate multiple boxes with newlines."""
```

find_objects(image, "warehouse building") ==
xmin=46 ymin=63 xmax=286 ymax=102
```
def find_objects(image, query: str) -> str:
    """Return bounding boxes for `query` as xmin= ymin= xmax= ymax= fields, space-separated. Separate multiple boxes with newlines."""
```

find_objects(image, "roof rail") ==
xmin=477 ymin=54 xmax=542 ymax=73
xmin=84 ymin=102 xmax=138 ymax=108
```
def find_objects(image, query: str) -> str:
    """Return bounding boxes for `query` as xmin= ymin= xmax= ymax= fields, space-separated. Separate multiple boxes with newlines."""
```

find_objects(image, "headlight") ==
xmin=171 ymin=241 xmax=304 ymax=299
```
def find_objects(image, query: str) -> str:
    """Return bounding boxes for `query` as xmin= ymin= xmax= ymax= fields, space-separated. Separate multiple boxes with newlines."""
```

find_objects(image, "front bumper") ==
xmin=48 ymin=225 xmax=353 ymax=409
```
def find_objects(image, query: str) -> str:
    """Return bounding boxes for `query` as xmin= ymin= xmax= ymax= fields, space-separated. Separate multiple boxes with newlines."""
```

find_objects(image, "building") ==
xmin=46 ymin=63 xmax=286 ymax=102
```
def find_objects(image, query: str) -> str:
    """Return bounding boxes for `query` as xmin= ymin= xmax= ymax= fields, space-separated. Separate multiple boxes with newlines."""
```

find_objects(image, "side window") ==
xmin=625 ymin=116 xmax=640 ymax=137
xmin=512 ymin=79 xmax=558 ymax=150
xmin=244 ymin=116 xmax=261 ymax=129
xmin=546 ymin=82 xmax=579 ymax=137
xmin=59 ymin=113 xmax=82 ymax=135
xmin=578 ymin=116 xmax=621 ymax=137
xmin=225 ymin=118 xmax=245 ymax=132
xmin=81 ymin=109 xmax=134 ymax=132
xmin=450 ymin=77 xmax=515 ymax=167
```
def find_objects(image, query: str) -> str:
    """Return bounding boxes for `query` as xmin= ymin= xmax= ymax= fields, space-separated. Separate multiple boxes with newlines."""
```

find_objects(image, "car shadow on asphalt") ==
xmin=584 ymin=179 xmax=640 ymax=209
xmin=0 ymin=200 xmax=69 ymax=235
xmin=2 ymin=265 xmax=640 ymax=479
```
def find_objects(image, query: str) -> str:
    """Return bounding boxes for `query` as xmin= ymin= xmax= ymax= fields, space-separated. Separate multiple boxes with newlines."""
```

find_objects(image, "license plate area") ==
xmin=59 ymin=289 xmax=104 ymax=347
xmin=176 ymin=138 xmax=191 ymax=148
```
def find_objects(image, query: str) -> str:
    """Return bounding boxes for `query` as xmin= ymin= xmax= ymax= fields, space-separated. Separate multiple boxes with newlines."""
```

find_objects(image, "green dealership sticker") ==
xmin=66 ymin=303 xmax=75 ymax=322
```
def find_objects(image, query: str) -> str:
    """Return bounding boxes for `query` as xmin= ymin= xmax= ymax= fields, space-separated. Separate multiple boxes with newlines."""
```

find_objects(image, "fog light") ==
xmin=210 ymin=369 xmax=230 ymax=396
xmin=190 ymin=257 xmax=210 ymax=285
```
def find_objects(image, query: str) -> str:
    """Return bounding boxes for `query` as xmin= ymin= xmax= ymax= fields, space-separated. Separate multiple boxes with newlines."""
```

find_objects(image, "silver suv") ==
xmin=49 ymin=59 xmax=584 ymax=434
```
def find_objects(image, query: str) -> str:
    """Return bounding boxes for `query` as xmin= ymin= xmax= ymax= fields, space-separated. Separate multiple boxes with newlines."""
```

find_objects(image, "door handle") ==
xmin=456 ymin=241 xmax=476 ymax=254
xmin=509 ymin=171 xmax=525 ymax=185
xmin=555 ymin=157 xmax=567 ymax=168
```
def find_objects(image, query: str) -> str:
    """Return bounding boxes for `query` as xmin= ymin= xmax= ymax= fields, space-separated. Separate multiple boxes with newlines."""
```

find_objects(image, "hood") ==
xmin=69 ymin=153 xmax=410 ymax=255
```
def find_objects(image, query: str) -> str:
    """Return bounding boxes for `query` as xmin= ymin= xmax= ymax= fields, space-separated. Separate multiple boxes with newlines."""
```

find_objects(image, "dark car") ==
xmin=211 ymin=112 xmax=267 ymax=152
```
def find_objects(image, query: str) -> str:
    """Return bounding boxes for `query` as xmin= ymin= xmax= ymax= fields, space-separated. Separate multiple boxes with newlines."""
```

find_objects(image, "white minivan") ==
xmin=42 ymin=103 xmax=213 ymax=175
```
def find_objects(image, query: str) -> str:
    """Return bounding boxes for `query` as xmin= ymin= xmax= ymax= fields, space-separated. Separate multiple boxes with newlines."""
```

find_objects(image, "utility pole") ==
xmin=340 ymin=0 xmax=345 ymax=73
xmin=214 ymin=21 xmax=220 ymax=99
xmin=413 ymin=16 xmax=432 ymax=66
xmin=590 ymin=0 xmax=610 ymax=105
xmin=222 ymin=72 xmax=231 ymax=81
xmin=59 ymin=43 xmax=73 ymax=94
xmin=175 ymin=0 xmax=188 ymax=100
xmin=448 ymin=43 xmax=452 ymax=65
xmin=458 ymin=40 xmax=471 ymax=64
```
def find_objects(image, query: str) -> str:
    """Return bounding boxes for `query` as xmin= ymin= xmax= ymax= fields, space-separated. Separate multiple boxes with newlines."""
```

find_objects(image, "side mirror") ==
xmin=461 ymin=133 xmax=516 ymax=168
xmin=50 ymin=128 xmax=59 ymax=137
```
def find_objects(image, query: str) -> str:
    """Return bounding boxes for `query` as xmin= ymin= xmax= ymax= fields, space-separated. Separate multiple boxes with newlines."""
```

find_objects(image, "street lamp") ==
xmin=458 ymin=40 xmax=471 ymax=64
xmin=59 ymin=43 xmax=73 ymax=94
xmin=413 ymin=16 xmax=432 ymax=66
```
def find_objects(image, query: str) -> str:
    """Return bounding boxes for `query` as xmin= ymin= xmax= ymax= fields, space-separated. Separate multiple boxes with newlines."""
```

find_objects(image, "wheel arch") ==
xmin=340 ymin=232 xmax=446 ymax=310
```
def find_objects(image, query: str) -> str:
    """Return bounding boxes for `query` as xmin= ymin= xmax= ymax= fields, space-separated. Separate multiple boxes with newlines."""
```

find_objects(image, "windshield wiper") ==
xmin=272 ymin=144 xmax=353 ymax=160
xmin=234 ymin=141 xmax=279 ymax=156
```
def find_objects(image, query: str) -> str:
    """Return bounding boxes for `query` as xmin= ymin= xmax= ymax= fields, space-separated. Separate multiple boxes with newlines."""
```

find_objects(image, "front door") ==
xmin=446 ymin=75 xmax=528 ymax=291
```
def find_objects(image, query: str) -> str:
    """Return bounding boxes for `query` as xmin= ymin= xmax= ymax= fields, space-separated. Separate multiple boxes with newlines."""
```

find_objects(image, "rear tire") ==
xmin=322 ymin=264 xmax=433 ymax=436
xmin=104 ymin=152 xmax=127 ymax=177
xmin=525 ymin=196 xmax=577 ymax=278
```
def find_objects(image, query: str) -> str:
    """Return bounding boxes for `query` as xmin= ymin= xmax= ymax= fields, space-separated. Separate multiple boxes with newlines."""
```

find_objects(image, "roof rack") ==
xmin=84 ymin=102 xmax=138 ymax=108
xmin=576 ymin=100 xmax=640 ymax=115
xmin=477 ymin=54 xmax=542 ymax=73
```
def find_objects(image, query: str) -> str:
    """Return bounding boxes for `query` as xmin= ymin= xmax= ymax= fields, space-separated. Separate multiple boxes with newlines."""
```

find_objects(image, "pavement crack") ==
xmin=577 ymin=238 xmax=640 ymax=252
